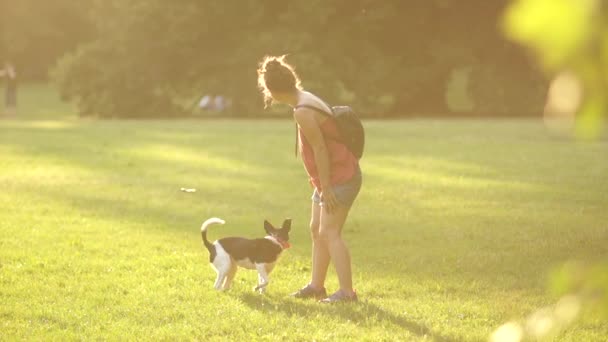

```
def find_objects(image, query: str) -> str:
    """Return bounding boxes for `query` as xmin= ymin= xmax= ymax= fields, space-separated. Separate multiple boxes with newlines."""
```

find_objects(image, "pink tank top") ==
xmin=298 ymin=118 xmax=358 ymax=190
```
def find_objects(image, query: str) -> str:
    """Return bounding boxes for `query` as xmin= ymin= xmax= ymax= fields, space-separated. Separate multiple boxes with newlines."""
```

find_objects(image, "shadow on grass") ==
xmin=3 ymin=120 xmax=606 ymax=297
xmin=238 ymin=292 xmax=459 ymax=342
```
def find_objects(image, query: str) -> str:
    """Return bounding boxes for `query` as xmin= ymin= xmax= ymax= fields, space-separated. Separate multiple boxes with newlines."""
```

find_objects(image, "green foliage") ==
xmin=469 ymin=61 xmax=546 ymax=116
xmin=0 ymin=119 xmax=607 ymax=340
xmin=504 ymin=0 xmax=608 ymax=138
xmin=53 ymin=43 xmax=184 ymax=118
xmin=0 ymin=0 xmax=94 ymax=80
xmin=45 ymin=0 xmax=546 ymax=117
xmin=445 ymin=67 xmax=474 ymax=113
xmin=504 ymin=0 xmax=597 ymax=69
xmin=550 ymin=262 xmax=608 ymax=318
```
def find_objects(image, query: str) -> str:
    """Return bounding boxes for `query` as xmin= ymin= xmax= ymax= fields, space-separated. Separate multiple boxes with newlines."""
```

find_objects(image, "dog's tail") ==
xmin=201 ymin=217 xmax=225 ymax=252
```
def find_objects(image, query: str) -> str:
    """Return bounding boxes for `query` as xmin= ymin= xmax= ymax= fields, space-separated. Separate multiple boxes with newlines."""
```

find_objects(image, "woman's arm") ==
xmin=293 ymin=108 xmax=339 ymax=213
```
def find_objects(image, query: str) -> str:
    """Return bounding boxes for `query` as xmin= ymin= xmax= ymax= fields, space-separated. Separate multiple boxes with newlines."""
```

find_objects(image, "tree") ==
xmin=0 ymin=0 xmax=94 ymax=80
xmin=52 ymin=0 xmax=546 ymax=118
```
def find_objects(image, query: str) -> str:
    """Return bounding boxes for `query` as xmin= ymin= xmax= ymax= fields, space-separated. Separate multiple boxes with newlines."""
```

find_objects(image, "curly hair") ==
xmin=257 ymin=55 xmax=302 ymax=107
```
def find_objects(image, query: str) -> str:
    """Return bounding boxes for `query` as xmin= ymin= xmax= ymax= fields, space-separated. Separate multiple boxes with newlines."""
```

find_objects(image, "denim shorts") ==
xmin=312 ymin=166 xmax=362 ymax=208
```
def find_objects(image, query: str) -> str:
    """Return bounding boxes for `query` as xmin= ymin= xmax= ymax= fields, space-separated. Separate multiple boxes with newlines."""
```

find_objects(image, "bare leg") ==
xmin=310 ymin=201 xmax=330 ymax=289
xmin=319 ymin=205 xmax=354 ymax=295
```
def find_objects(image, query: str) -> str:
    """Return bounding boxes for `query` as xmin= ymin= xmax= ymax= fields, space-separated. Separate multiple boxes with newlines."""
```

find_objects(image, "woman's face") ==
xmin=270 ymin=91 xmax=289 ymax=104
xmin=272 ymin=90 xmax=299 ymax=106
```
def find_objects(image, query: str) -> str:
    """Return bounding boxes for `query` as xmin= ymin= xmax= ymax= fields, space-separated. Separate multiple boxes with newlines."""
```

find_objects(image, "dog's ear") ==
xmin=282 ymin=218 xmax=292 ymax=231
xmin=264 ymin=220 xmax=275 ymax=234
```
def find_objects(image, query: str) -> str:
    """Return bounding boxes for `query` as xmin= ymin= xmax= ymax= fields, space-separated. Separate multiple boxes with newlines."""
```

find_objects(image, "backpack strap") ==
xmin=294 ymin=104 xmax=332 ymax=117
xmin=295 ymin=123 xmax=298 ymax=157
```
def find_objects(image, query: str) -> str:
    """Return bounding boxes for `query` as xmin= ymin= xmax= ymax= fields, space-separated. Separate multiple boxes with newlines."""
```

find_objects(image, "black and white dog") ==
xmin=200 ymin=217 xmax=291 ymax=292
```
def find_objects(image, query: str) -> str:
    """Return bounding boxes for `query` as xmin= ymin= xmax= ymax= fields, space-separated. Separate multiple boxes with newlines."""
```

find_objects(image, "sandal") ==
xmin=319 ymin=290 xmax=358 ymax=304
xmin=290 ymin=284 xmax=327 ymax=299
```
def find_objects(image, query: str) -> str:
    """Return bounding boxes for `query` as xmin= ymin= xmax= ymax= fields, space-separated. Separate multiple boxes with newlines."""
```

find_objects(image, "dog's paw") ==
xmin=253 ymin=284 xmax=268 ymax=294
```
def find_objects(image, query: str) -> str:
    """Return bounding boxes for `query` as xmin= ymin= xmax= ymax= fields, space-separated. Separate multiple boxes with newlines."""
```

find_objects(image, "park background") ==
xmin=2 ymin=1 xmax=547 ymax=118
xmin=1 ymin=1 xmax=607 ymax=341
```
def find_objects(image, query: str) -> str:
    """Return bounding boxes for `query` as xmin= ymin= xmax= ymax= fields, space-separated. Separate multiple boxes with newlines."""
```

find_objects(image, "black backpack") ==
xmin=294 ymin=103 xmax=365 ymax=159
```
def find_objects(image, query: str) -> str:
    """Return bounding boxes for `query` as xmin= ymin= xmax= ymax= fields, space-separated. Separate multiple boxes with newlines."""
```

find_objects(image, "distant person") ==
xmin=214 ymin=95 xmax=225 ymax=112
xmin=198 ymin=94 xmax=213 ymax=111
xmin=198 ymin=94 xmax=231 ymax=114
xmin=0 ymin=62 xmax=17 ymax=117
xmin=257 ymin=55 xmax=362 ymax=303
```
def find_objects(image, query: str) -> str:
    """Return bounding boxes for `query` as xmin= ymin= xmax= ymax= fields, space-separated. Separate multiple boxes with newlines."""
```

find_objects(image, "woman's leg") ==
xmin=309 ymin=201 xmax=330 ymax=289
xmin=319 ymin=204 xmax=354 ymax=295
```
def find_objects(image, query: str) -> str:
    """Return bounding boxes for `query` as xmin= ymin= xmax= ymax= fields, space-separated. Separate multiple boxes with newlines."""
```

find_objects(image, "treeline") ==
xmin=1 ymin=1 xmax=547 ymax=118
xmin=0 ymin=0 xmax=94 ymax=80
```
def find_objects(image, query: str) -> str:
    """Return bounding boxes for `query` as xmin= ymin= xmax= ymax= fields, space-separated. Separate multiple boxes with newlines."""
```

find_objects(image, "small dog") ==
xmin=200 ymin=217 xmax=291 ymax=292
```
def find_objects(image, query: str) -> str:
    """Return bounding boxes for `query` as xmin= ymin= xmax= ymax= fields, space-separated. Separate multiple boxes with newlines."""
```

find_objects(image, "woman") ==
xmin=0 ymin=62 xmax=17 ymax=117
xmin=257 ymin=55 xmax=361 ymax=303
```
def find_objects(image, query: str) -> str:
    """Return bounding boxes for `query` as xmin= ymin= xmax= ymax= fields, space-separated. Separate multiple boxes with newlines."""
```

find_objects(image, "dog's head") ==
xmin=264 ymin=218 xmax=291 ymax=249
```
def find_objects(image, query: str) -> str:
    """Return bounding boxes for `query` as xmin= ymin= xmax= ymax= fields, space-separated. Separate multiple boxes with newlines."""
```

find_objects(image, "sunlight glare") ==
xmin=543 ymin=70 xmax=582 ymax=135
xmin=490 ymin=322 xmax=523 ymax=342
xmin=554 ymin=295 xmax=581 ymax=325
xmin=526 ymin=307 xmax=555 ymax=339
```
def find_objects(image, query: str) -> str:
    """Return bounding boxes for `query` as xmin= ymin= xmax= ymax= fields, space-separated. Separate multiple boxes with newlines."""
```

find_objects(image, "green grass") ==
xmin=13 ymin=83 xmax=77 ymax=120
xmin=1 ymin=90 xmax=607 ymax=340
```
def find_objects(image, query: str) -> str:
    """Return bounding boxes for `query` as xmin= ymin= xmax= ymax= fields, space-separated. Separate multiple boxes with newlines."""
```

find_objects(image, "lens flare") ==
xmin=490 ymin=322 xmax=523 ymax=342
xmin=526 ymin=307 xmax=555 ymax=339
xmin=554 ymin=295 xmax=581 ymax=325
xmin=543 ymin=70 xmax=583 ymax=135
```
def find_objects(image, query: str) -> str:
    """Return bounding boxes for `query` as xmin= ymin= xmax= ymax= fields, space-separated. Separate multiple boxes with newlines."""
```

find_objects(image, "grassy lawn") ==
xmin=11 ymin=83 xmax=77 ymax=120
xmin=0 ymin=90 xmax=607 ymax=340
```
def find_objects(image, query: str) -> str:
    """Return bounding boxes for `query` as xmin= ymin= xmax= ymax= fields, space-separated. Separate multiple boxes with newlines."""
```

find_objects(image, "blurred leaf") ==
xmin=550 ymin=262 xmax=608 ymax=317
xmin=576 ymin=93 xmax=606 ymax=139
xmin=503 ymin=0 xmax=598 ymax=69
xmin=504 ymin=0 xmax=607 ymax=138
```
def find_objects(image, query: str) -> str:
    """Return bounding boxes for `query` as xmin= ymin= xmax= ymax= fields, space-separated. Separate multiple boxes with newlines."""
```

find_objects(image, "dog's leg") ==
xmin=222 ymin=263 xmax=238 ymax=290
xmin=257 ymin=273 xmax=264 ymax=292
xmin=257 ymin=263 xmax=276 ymax=293
xmin=213 ymin=255 xmax=230 ymax=291
xmin=214 ymin=269 xmax=228 ymax=290
xmin=254 ymin=263 xmax=270 ymax=293
xmin=213 ymin=272 xmax=224 ymax=290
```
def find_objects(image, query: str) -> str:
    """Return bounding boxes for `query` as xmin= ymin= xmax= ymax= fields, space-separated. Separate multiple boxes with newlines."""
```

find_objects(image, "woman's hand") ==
xmin=294 ymin=107 xmax=336 ymax=212
xmin=321 ymin=187 xmax=340 ymax=214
